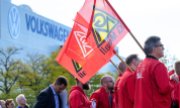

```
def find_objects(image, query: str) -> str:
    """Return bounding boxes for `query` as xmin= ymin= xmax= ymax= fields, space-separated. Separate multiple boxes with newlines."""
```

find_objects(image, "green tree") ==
xmin=16 ymin=54 xmax=51 ymax=107
xmin=0 ymin=47 xmax=28 ymax=98
xmin=18 ymin=54 xmax=50 ymax=94
xmin=45 ymin=50 xmax=76 ymax=91
xmin=160 ymin=50 xmax=177 ymax=71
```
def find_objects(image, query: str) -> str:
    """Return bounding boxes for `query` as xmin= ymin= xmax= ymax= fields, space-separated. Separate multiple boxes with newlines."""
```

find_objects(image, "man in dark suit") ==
xmin=34 ymin=76 xmax=68 ymax=108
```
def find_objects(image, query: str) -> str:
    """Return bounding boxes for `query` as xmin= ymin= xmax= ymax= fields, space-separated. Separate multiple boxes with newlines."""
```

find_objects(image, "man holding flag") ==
xmin=115 ymin=54 xmax=140 ymax=108
xmin=134 ymin=36 xmax=175 ymax=108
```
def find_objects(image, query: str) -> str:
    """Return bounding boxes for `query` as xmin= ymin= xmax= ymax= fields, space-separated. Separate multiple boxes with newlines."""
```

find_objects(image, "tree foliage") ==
xmin=160 ymin=50 xmax=177 ymax=71
xmin=0 ymin=47 xmax=28 ymax=96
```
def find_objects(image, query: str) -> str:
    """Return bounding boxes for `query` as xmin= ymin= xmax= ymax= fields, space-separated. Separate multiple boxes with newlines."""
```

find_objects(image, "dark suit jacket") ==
xmin=34 ymin=86 xmax=62 ymax=108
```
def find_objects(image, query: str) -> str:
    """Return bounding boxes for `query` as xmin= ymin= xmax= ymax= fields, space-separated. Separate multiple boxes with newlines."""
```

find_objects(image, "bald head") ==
xmin=101 ymin=76 xmax=111 ymax=85
xmin=100 ymin=75 xmax=114 ymax=91
xmin=118 ymin=62 xmax=126 ymax=73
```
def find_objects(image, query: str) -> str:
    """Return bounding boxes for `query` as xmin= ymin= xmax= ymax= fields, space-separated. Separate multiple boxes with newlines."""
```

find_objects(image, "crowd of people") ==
xmin=1 ymin=36 xmax=180 ymax=108
xmin=68 ymin=36 xmax=179 ymax=108
xmin=0 ymin=94 xmax=29 ymax=108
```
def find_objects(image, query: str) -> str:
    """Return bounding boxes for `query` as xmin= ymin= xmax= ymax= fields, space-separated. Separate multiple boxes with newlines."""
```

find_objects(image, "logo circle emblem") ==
xmin=8 ymin=6 xmax=21 ymax=39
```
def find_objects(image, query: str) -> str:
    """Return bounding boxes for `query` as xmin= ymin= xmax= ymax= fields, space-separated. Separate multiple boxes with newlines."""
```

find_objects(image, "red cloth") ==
xmin=113 ymin=73 xmax=123 ymax=108
xmin=171 ymin=75 xmax=180 ymax=102
xmin=169 ymin=70 xmax=175 ymax=76
xmin=134 ymin=57 xmax=173 ymax=108
xmin=115 ymin=68 xmax=135 ymax=108
xmin=69 ymin=86 xmax=91 ymax=108
xmin=126 ymin=72 xmax=136 ymax=104
xmin=114 ymin=73 xmax=123 ymax=91
xmin=56 ymin=0 xmax=129 ymax=84
xmin=90 ymin=87 xmax=114 ymax=108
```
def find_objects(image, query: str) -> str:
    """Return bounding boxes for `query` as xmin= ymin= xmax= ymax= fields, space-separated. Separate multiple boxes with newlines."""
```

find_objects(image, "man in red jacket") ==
xmin=114 ymin=62 xmax=126 ymax=88
xmin=69 ymin=79 xmax=92 ymax=108
xmin=90 ymin=75 xmax=114 ymax=108
xmin=171 ymin=61 xmax=180 ymax=108
xmin=116 ymin=54 xmax=140 ymax=108
xmin=134 ymin=36 xmax=174 ymax=108
xmin=114 ymin=62 xmax=126 ymax=107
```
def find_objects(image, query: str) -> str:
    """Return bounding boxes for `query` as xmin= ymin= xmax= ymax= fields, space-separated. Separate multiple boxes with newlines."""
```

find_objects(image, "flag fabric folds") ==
xmin=56 ymin=0 xmax=129 ymax=83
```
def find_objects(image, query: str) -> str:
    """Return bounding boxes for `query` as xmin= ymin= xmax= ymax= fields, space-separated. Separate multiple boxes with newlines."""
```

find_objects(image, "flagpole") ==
xmin=128 ymin=31 xmax=144 ymax=53
xmin=113 ymin=50 xmax=133 ymax=72
xmin=110 ymin=60 xmax=120 ymax=72
xmin=105 ymin=0 xmax=145 ymax=54
xmin=86 ymin=0 xmax=97 ymax=38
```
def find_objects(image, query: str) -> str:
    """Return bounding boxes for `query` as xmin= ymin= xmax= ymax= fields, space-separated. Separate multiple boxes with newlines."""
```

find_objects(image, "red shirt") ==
xmin=115 ymin=68 xmax=135 ymax=108
xmin=90 ymin=87 xmax=114 ymax=108
xmin=114 ymin=73 xmax=123 ymax=108
xmin=169 ymin=70 xmax=175 ymax=76
xmin=171 ymin=75 xmax=180 ymax=102
xmin=134 ymin=56 xmax=173 ymax=108
xmin=69 ymin=86 xmax=91 ymax=108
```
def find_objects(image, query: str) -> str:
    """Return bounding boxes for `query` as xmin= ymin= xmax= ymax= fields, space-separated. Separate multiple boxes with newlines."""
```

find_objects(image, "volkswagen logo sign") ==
xmin=8 ymin=6 xmax=21 ymax=39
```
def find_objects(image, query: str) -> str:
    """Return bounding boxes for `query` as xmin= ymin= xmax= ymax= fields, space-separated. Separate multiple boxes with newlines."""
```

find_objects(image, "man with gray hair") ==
xmin=16 ymin=94 xmax=28 ymax=108
xmin=90 ymin=75 xmax=114 ymax=108
xmin=0 ymin=100 xmax=5 ymax=108
xmin=134 ymin=36 xmax=175 ymax=108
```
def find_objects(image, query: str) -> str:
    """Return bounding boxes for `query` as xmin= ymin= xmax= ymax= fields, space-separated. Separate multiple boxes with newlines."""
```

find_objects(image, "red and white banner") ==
xmin=56 ymin=0 xmax=130 ymax=83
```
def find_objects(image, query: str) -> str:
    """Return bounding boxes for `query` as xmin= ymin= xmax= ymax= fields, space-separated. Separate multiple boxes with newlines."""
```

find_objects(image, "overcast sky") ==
xmin=11 ymin=0 xmax=180 ymax=61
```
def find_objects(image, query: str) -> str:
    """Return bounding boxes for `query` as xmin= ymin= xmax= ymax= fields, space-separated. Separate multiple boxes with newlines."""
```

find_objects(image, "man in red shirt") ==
xmin=116 ymin=54 xmax=140 ymax=108
xmin=171 ymin=61 xmax=180 ymax=108
xmin=69 ymin=79 xmax=92 ymax=108
xmin=114 ymin=62 xmax=126 ymax=107
xmin=134 ymin=36 xmax=174 ymax=108
xmin=115 ymin=62 xmax=126 ymax=88
xmin=90 ymin=75 xmax=114 ymax=108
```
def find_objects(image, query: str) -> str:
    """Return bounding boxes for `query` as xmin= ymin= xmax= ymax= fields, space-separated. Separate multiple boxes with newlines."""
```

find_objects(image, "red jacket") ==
xmin=114 ymin=73 xmax=123 ymax=108
xmin=134 ymin=56 xmax=173 ymax=108
xmin=69 ymin=86 xmax=91 ymax=108
xmin=114 ymin=73 xmax=123 ymax=91
xmin=116 ymin=68 xmax=135 ymax=108
xmin=171 ymin=75 xmax=180 ymax=102
xmin=90 ymin=87 xmax=114 ymax=108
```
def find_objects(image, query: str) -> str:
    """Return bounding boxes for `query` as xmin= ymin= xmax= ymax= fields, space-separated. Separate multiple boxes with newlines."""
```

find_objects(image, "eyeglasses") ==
xmin=155 ymin=44 xmax=164 ymax=48
xmin=107 ymin=80 xmax=114 ymax=83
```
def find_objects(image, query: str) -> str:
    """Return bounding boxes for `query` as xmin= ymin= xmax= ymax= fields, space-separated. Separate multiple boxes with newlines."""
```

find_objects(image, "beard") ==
xmin=82 ymin=83 xmax=90 ymax=90
xmin=108 ymin=86 xmax=114 ymax=93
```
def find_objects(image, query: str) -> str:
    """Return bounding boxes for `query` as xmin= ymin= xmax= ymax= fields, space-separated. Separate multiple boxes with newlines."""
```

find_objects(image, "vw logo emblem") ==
xmin=8 ymin=6 xmax=21 ymax=39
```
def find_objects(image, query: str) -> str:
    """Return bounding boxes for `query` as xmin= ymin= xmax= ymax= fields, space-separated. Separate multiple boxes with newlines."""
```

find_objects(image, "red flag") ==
xmin=65 ymin=0 xmax=129 ymax=65
xmin=56 ymin=0 xmax=130 ymax=83
xmin=56 ymin=47 xmax=108 ymax=84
